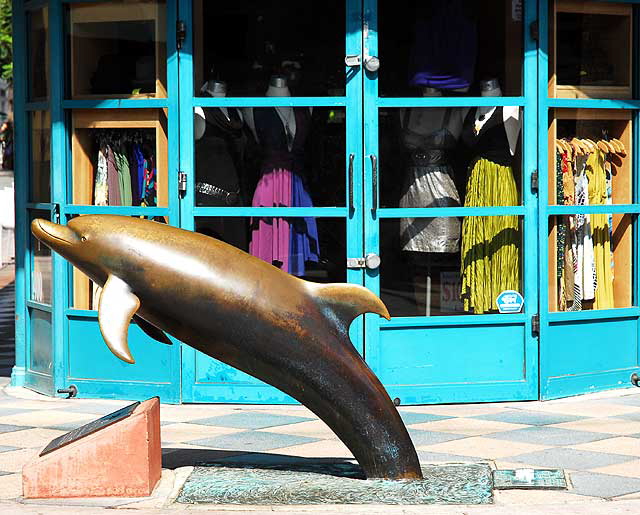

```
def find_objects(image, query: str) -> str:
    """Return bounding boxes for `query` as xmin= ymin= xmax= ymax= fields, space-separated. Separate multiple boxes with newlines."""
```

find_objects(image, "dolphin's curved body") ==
xmin=31 ymin=215 xmax=422 ymax=480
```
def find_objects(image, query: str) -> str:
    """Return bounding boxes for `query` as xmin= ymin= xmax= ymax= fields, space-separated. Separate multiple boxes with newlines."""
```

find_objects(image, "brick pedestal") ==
xmin=23 ymin=397 xmax=161 ymax=498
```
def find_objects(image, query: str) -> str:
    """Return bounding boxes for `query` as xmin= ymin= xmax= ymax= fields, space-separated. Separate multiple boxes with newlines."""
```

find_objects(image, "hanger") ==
xmin=611 ymin=138 xmax=627 ymax=157
xmin=596 ymin=140 xmax=610 ymax=154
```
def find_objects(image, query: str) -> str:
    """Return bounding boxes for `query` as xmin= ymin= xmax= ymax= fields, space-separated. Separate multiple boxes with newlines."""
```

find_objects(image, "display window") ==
xmin=30 ymin=111 xmax=51 ymax=204
xmin=28 ymin=8 xmax=49 ymax=102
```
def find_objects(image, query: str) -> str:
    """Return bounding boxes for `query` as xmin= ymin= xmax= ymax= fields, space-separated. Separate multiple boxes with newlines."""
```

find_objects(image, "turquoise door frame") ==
xmin=178 ymin=0 xmax=366 ymax=403
xmin=361 ymin=0 xmax=540 ymax=404
xmin=537 ymin=0 xmax=640 ymax=399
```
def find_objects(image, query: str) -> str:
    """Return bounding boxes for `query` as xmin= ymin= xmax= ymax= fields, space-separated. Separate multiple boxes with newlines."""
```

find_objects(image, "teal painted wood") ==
xmin=362 ymin=0 xmax=538 ymax=404
xmin=62 ymin=99 xmax=169 ymax=109
xmin=64 ymin=205 xmax=170 ymax=216
xmin=548 ymin=205 xmax=640 ymax=215
xmin=194 ymin=97 xmax=347 ymax=108
xmin=11 ymin=0 xmax=28 ymax=387
xmin=25 ymin=101 xmax=50 ymax=111
xmin=192 ymin=207 xmax=349 ymax=218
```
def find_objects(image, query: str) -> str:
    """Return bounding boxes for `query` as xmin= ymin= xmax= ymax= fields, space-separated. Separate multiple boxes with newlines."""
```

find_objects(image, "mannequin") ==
xmin=398 ymin=87 xmax=466 ymax=315
xmin=249 ymin=75 xmax=319 ymax=277
xmin=194 ymin=79 xmax=247 ymax=248
xmin=459 ymin=78 xmax=521 ymax=314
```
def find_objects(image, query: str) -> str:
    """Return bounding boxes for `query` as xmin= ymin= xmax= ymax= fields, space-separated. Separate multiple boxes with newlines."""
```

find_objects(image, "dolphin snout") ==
xmin=31 ymin=219 xmax=79 ymax=249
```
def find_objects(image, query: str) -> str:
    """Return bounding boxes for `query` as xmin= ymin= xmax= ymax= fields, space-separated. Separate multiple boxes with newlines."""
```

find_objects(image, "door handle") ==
xmin=370 ymin=154 xmax=378 ymax=212
xmin=345 ymin=55 xmax=361 ymax=67
xmin=348 ymin=153 xmax=355 ymax=212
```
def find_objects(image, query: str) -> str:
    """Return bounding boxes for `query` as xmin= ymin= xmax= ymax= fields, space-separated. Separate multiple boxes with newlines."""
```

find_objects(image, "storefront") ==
xmin=11 ymin=0 xmax=640 ymax=404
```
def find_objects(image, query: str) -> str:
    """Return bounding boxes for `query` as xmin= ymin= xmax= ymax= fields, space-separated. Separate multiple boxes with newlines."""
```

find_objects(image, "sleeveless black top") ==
xmin=461 ymin=106 xmax=514 ymax=167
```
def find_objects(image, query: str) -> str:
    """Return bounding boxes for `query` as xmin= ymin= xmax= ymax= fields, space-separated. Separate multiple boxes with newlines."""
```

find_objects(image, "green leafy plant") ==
xmin=0 ymin=0 xmax=12 ymax=83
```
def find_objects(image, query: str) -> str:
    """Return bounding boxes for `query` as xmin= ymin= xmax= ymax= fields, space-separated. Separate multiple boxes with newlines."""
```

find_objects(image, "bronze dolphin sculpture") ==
xmin=31 ymin=214 xmax=422 ymax=480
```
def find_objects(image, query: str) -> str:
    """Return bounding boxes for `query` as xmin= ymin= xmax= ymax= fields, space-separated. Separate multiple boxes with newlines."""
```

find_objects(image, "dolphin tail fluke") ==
xmin=311 ymin=283 xmax=391 ymax=328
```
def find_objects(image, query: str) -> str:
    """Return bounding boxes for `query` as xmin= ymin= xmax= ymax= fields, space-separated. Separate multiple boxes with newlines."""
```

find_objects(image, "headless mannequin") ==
xmin=195 ymin=80 xmax=233 ymax=141
xmin=472 ymin=79 xmax=521 ymax=156
xmin=399 ymin=87 xmax=466 ymax=316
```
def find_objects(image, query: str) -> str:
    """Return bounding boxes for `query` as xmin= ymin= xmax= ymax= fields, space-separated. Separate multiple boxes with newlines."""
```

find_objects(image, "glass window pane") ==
xmin=29 ymin=309 xmax=52 ymax=375
xmin=379 ymin=107 xmax=523 ymax=208
xmin=379 ymin=0 xmax=523 ymax=98
xmin=194 ymin=106 xmax=345 ymax=207
xmin=195 ymin=217 xmax=346 ymax=281
xmin=70 ymin=109 xmax=168 ymax=206
xmin=549 ymin=213 xmax=633 ymax=311
xmin=30 ymin=111 xmax=51 ymax=203
xmin=67 ymin=0 xmax=167 ymax=99
xmin=551 ymin=1 xmax=633 ymax=99
xmin=549 ymin=109 xmax=632 ymax=205
xmin=193 ymin=0 xmax=345 ymax=97
xmin=381 ymin=216 xmax=523 ymax=316
xmin=28 ymin=8 xmax=49 ymax=101
xmin=30 ymin=211 xmax=52 ymax=305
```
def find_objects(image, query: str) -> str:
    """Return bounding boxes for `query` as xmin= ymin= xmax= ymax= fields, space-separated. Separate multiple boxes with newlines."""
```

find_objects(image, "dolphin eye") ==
xmin=81 ymin=236 xmax=87 ymax=242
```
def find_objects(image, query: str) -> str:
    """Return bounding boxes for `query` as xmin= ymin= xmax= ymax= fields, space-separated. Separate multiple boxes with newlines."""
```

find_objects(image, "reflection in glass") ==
xmin=380 ymin=102 xmax=522 ymax=209
xmin=553 ymin=1 xmax=632 ymax=99
xmin=194 ymin=0 xmax=345 ymax=97
xmin=195 ymin=217 xmax=345 ymax=282
xmin=67 ymin=0 xmax=167 ymax=98
xmin=549 ymin=214 xmax=632 ymax=312
xmin=30 ymin=112 xmax=51 ymax=203
xmin=550 ymin=110 xmax=632 ymax=205
xmin=31 ymin=215 xmax=52 ymax=305
xmin=30 ymin=310 xmax=52 ymax=375
xmin=379 ymin=0 xmax=523 ymax=97
xmin=381 ymin=217 xmax=522 ymax=317
xmin=28 ymin=9 xmax=49 ymax=101
xmin=195 ymin=105 xmax=345 ymax=207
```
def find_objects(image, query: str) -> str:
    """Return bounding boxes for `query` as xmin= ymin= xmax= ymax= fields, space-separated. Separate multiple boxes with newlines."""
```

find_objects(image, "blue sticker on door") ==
xmin=496 ymin=290 xmax=524 ymax=314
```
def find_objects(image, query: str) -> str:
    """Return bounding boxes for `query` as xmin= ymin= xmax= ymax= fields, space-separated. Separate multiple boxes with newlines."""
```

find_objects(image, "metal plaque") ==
xmin=493 ymin=469 xmax=567 ymax=490
xmin=39 ymin=400 xmax=140 ymax=457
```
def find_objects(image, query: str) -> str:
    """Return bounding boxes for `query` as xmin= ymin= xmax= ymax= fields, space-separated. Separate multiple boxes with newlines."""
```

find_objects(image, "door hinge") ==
xmin=176 ymin=20 xmax=187 ymax=50
xmin=178 ymin=171 xmax=187 ymax=193
xmin=532 ymin=314 xmax=540 ymax=337
xmin=531 ymin=170 xmax=539 ymax=194
xmin=530 ymin=20 xmax=539 ymax=43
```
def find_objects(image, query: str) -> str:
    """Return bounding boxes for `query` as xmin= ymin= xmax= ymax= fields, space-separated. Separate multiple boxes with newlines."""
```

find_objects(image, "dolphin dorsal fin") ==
xmin=98 ymin=275 xmax=139 ymax=364
xmin=311 ymin=283 xmax=391 ymax=330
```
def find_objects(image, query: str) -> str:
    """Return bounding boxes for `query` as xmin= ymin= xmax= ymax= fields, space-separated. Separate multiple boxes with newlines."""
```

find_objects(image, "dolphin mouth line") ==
xmin=34 ymin=220 xmax=74 ymax=245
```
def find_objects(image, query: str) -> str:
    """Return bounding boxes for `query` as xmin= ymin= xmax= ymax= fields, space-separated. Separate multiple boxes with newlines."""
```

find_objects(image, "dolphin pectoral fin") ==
xmin=312 ymin=283 xmax=391 ymax=329
xmin=98 ymin=275 xmax=140 ymax=364
xmin=134 ymin=315 xmax=173 ymax=346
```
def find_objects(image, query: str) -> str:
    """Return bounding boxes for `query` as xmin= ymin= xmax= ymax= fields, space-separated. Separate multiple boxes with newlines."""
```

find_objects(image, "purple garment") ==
xmin=134 ymin=144 xmax=145 ymax=203
xmin=106 ymin=146 xmax=122 ymax=206
xmin=289 ymin=173 xmax=319 ymax=276
xmin=249 ymin=168 xmax=292 ymax=272
xmin=409 ymin=0 xmax=477 ymax=91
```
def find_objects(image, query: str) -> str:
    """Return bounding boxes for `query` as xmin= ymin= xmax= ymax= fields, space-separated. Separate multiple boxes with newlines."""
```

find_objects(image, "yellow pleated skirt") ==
xmin=461 ymin=158 xmax=521 ymax=314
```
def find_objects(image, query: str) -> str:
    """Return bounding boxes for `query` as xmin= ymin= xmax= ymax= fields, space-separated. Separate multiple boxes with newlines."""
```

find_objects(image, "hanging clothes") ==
xmin=114 ymin=148 xmax=133 ymax=206
xmin=399 ymin=108 xmax=462 ymax=253
xmin=459 ymin=106 xmax=520 ymax=314
xmin=142 ymin=155 xmax=157 ymax=207
xmin=94 ymin=146 xmax=109 ymax=206
xmin=106 ymin=145 xmax=122 ymax=206
xmin=250 ymin=107 xmax=319 ymax=276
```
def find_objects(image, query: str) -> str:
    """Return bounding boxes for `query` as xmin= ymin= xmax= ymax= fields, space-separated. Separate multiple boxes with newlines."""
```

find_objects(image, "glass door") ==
xmin=179 ymin=0 xmax=365 ymax=402
xmin=362 ymin=0 xmax=540 ymax=404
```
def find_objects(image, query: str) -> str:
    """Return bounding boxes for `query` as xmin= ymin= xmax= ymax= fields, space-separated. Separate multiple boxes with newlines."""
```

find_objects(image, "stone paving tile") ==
xmin=187 ymin=430 xmax=320 ymax=451
xmin=0 ymin=472 xmax=21 ymax=499
xmin=48 ymin=403 xmax=128 ymax=415
xmin=472 ymin=410 xmax=585 ymax=426
xmin=0 ymin=427 xmax=65 ymax=448
xmin=0 ymin=471 xmax=11 ymax=477
xmin=254 ymin=420 xmax=337 ymax=440
xmin=591 ymin=459 xmax=640 ymax=479
xmin=0 ymin=408 xmax=32 ymax=417
xmin=0 ymin=410 xmax=96 ymax=428
xmin=602 ymin=394 xmax=640 ymax=407
xmin=518 ymin=402 xmax=639 ymax=418
xmin=189 ymin=412 xmax=315 ymax=430
xmin=270 ymin=439 xmax=354 ymax=459
xmin=398 ymin=411 xmax=451 ymax=425
xmin=493 ymin=489 xmax=603 ymax=505
xmin=614 ymin=411 xmax=640 ymax=422
xmin=416 ymin=450 xmax=479 ymax=463
xmin=0 ymin=424 xmax=29 ymax=434
xmin=0 ymin=448 xmax=38 ymax=473
xmin=404 ymin=404 xmax=510 ymax=417
xmin=417 ymin=436 xmax=550 ymax=460
xmin=551 ymin=418 xmax=640 ymax=436
xmin=409 ymin=417 xmax=527 ymax=436
xmin=0 ymin=446 xmax=17 ymax=453
xmin=486 ymin=426 xmax=614 ymax=446
xmin=509 ymin=448 xmax=636 ymax=470
xmin=160 ymin=422 xmax=242 ymax=443
xmin=569 ymin=471 xmax=640 ymax=498
xmin=570 ymin=437 xmax=640 ymax=457
xmin=408 ymin=429 xmax=467 ymax=447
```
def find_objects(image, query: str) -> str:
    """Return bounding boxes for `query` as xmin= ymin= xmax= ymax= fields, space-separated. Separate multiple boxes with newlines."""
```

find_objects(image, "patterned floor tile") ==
xmin=569 ymin=471 xmax=640 ymax=498
xmin=551 ymin=418 xmax=640 ymax=436
xmin=399 ymin=411 xmax=451 ymax=425
xmin=255 ymin=420 xmax=337 ymax=440
xmin=0 ymin=448 xmax=38 ymax=473
xmin=486 ymin=426 xmax=614 ymax=446
xmin=410 ymin=418 xmax=527 ymax=436
xmin=0 ymin=472 xmax=21 ymax=499
xmin=416 ymin=451 xmax=479 ymax=463
xmin=405 ymin=405 xmax=509 ymax=418
xmin=162 ymin=447 xmax=247 ymax=469
xmin=603 ymin=394 xmax=640 ymax=407
xmin=189 ymin=412 xmax=314 ymax=430
xmin=508 ymin=448 xmax=635 ymax=470
xmin=0 ymin=427 xmax=65 ymax=448
xmin=472 ymin=410 xmax=585 ymax=426
xmin=161 ymin=422 xmax=242 ymax=443
xmin=570 ymin=437 xmax=640 ymax=457
xmin=494 ymin=489 xmax=601 ymax=504
xmin=417 ymin=436 xmax=550 ymax=460
xmin=187 ymin=430 xmax=320 ymax=452
xmin=591 ymin=459 xmax=640 ymax=478
xmin=0 ymin=446 xmax=17 ymax=453
xmin=270 ymin=439 xmax=353 ymax=459
xmin=0 ymin=408 xmax=32 ymax=418
xmin=0 ymin=471 xmax=11 ymax=477
xmin=614 ymin=411 xmax=640 ymax=422
xmin=408 ymin=429 xmax=466 ymax=446
xmin=0 ymin=424 xmax=29 ymax=434
xmin=0 ymin=409 xmax=96 ymax=428
xmin=520 ymin=402 xmax=638 ymax=418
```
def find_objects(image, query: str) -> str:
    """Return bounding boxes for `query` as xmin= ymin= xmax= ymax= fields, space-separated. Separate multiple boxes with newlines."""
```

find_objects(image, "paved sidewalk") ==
xmin=0 ymin=378 xmax=639 ymax=513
